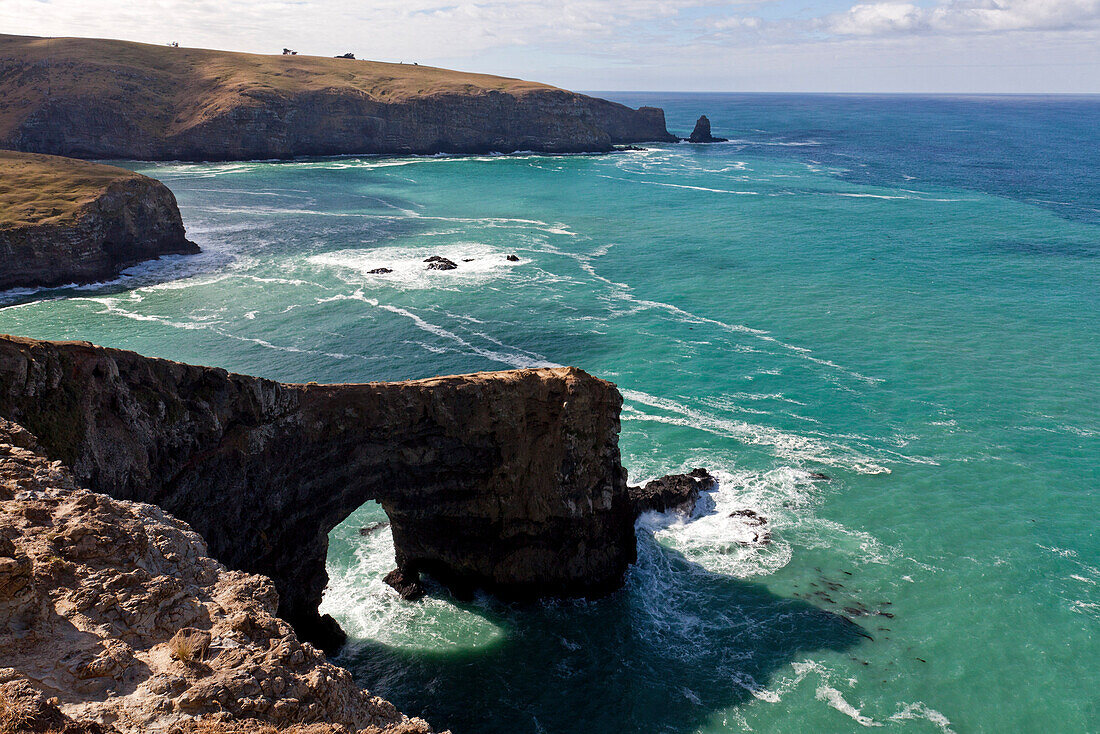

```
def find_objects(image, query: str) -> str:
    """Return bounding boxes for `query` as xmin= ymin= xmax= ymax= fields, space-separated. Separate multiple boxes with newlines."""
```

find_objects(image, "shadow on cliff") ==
xmin=339 ymin=535 xmax=869 ymax=734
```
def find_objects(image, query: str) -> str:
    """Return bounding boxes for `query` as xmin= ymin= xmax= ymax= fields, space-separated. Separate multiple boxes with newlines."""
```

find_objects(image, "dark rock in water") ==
xmin=807 ymin=472 xmax=831 ymax=481
xmin=614 ymin=145 xmax=647 ymax=152
xmin=358 ymin=521 xmax=389 ymax=536
xmin=730 ymin=509 xmax=767 ymax=526
xmin=384 ymin=567 xmax=426 ymax=601
xmin=688 ymin=115 xmax=727 ymax=143
xmin=630 ymin=467 xmax=717 ymax=516
xmin=367 ymin=267 xmax=393 ymax=274
xmin=462 ymin=258 xmax=475 ymax=262
xmin=506 ymin=254 xmax=520 ymax=262
xmin=424 ymin=256 xmax=458 ymax=270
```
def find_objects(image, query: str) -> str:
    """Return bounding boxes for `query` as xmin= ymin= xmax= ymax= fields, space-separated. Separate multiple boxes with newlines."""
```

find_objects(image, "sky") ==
xmin=2 ymin=0 xmax=1098 ymax=92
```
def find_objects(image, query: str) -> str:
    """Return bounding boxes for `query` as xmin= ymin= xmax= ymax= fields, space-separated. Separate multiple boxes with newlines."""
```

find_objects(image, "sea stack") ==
xmin=688 ymin=115 xmax=728 ymax=143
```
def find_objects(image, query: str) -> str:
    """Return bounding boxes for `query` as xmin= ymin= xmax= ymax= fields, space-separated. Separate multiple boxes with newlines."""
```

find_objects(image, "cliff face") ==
xmin=0 ymin=34 xmax=677 ymax=160
xmin=0 ymin=151 xmax=199 ymax=290
xmin=0 ymin=418 xmax=433 ymax=733
xmin=0 ymin=335 xmax=635 ymax=653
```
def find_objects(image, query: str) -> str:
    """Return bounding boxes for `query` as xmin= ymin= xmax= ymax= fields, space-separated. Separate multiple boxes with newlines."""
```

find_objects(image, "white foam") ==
xmin=889 ymin=702 xmax=957 ymax=733
xmin=816 ymin=685 xmax=882 ymax=727
xmin=308 ymin=243 xmax=525 ymax=291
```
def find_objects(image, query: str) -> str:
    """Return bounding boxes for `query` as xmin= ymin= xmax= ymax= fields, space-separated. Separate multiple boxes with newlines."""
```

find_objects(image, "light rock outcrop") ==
xmin=0 ymin=34 xmax=677 ymax=160
xmin=0 ymin=151 xmax=199 ymax=290
xmin=0 ymin=335 xmax=634 ymax=654
xmin=0 ymin=418 xmax=433 ymax=733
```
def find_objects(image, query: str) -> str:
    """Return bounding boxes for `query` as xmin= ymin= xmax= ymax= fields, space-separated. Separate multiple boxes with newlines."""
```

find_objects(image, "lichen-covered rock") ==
xmin=0 ymin=419 xmax=433 ymax=734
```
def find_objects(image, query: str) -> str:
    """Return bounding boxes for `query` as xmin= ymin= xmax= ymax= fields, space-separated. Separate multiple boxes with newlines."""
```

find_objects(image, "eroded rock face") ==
xmin=0 ymin=152 xmax=200 ymax=290
xmin=0 ymin=335 xmax=634 ymax=652
xmin=0 ymin=35 xmax=677 ymax=160
xmin=0 ymin=419 xmax=432 ymax=733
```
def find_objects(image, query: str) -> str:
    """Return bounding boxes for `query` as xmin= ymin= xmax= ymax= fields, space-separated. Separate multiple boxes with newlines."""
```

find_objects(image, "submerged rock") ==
xmin=424 ymin=256 xmax=458 ymax=270
xmin=359 ymin=521 xmax=390 ymax=536
xmin=729 ymin=508 xmax=767 ymax=526
xmin=630 ymin=468 xmax=717 ymax=516
xmin=688 ymin=115 xmax=727 ymax=143
xmin=368 ymin=267 xmax=393 ymax=274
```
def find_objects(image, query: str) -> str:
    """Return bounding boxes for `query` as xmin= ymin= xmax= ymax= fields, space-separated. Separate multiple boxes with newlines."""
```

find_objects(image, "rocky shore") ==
xmin=0 ymin=34 xmax=677 ymax=160
xmin=0 ymin=418 xmax=434 ymax=733
xmin=0 ymin=151 xmax=198 ymax=290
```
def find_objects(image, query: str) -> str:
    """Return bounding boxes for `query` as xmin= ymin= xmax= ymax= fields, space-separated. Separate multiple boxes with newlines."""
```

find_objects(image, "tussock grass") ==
xmin=0 ymin=151 xmax=142 ymax=228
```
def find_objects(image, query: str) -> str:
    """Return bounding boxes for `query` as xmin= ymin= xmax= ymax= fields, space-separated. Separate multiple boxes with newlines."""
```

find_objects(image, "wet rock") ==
xmin=807 ymin=472 xmax=831 ymax=481
xmin=384 ymin=567 xmax=426 ymax=601
xmin=462 ymin=258 xmax=475 ymax=262
xmin=424 ymin=256 xmax=458 ymax=271
xmin=687 ymin=115 xmax=727 ymax=143
xmin=358 ymin=521 xmax=390 ymax=536
xmin=506 ymin=254 xmax=520 ymax=262
xmin=367 ymin=267 xmax=393 ymax=274
xmin=729 ymin=509 xmax=767 ymax=526
xmin=630 ymin=468 xmax=717 ymax=516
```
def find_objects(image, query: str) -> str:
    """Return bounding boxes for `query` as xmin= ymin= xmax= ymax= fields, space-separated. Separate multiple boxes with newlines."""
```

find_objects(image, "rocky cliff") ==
xmin=0 ymin=151 xmax=199 ymax=290
xmin=0 ymin=34 xmax=677 ymax=160
xmin=0 ymin=418 xmax=434 ymax=733
xmin=0 ymin=335 xmax=634 ymax=654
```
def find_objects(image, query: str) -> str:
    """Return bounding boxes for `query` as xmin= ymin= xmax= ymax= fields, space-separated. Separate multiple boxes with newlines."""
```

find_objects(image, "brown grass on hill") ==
xmin=0 ymin=150 xmax=142 ymax=228
xmin=0 ymin=33 xmax=559 ymax=137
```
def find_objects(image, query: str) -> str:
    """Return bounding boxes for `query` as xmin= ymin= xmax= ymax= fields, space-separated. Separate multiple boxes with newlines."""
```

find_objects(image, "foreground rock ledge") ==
xmin=0 ymin=151 xmax=200 ymax=290
xmin=0 ymin=419 xmax=434 ymax=733
xmin=0 ymin=335 xmax=635 ymax=653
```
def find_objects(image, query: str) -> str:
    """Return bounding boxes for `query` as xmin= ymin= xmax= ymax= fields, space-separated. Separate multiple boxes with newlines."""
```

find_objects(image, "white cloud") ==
xmin=1 ymin=0 xmax=1098 ymax=91
xmin=825 ymin=0 xmax=1100 ymax=35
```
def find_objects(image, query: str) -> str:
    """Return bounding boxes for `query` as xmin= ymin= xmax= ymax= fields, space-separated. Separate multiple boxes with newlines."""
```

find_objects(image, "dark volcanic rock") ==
xmin=0 ymin=151 xmax=199 ymax=290
xmin=630 ymin=468 xmax=718 ymax=516
xmin=384 ymin=567 xmax=426 ymax=601
xmin=506 ymin=254 xmax=520 ymax=262
xmin=730 ymin=509 xmax=767 ymax=526
xmin=0 ymin=35 xmax=679 ymax=160
xmin=425 ymin=256 xmax=458 ymax=270
xmin=688 ymin=115 xmax=728 ymax=143
xmin=367 ymin=267 xmax=393 ymax=274
xmin=0 ymin=335 xmax=634 ymax=652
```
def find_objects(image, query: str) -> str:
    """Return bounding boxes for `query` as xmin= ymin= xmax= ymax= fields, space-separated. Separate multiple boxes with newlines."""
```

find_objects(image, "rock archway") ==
xmin=0 ymin=335 xmax=635 ymax=652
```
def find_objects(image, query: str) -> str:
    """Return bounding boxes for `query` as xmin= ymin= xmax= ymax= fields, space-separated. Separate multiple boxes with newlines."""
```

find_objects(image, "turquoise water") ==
xmin=2 ymin=94 xmax=1098 ymax=732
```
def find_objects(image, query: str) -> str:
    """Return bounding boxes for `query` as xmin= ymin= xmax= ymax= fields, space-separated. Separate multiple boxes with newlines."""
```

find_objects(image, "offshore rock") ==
xmin=423 ymin=256 xmax=458 ymax=271
xmin=0 ymin=419 xmax=433 ymax=733
xmin=0 ymin=151 xmax=199 ymax=290
xmin=688 ymin=115 xmax=727 ymax=144
xmin=630 ymin=468 xmax=718 ymax=516
xmin=0 ymin=34 xmax=678 ymax=160
xmin=0 ymin=335 xmax=634 ymax=653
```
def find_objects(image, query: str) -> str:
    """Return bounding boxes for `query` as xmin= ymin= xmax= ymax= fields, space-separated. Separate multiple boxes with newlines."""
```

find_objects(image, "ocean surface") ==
xmin=2 ymin=93 xmax=1098 ymax=733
